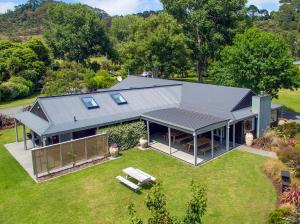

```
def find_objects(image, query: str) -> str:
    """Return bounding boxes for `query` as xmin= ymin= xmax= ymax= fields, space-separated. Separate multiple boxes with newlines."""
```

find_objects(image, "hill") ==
xmin=0 ymin=0 xmax=110 ymax=40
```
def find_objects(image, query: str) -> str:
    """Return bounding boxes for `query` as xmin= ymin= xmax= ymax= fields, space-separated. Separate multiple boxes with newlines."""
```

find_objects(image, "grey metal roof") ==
xmin=271 ymin=103 xmax=283 ymax=110
xmin=35 ymin=85 xmax=181 ymax=135
xmin=15 ymin=111 xmax=49 ymax=135
xmin=111 ymin=75 xmax=182 ymax=89
xmin=14 ymin=76 xmax=280 ymax=136
xmin=142 ymin=108 xmax=229 ymax=133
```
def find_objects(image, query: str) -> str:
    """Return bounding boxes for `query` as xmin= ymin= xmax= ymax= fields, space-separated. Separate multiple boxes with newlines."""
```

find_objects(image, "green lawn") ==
xmin=0 ymin=92 xmax=41 ymax=109
xmin=273 ymin=89 xmax=300 ymax=113
xmin=0 ymin=128 xmax=276 ymax=224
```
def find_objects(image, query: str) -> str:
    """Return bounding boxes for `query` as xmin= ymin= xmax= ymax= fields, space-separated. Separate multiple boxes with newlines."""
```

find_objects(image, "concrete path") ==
xmin=0 ymin=106 xmax=24 ymax=116
xmin=238 ymin=145 xmax=277 ymax=158
xmin=4 ymin=141 xmax=36 ymax=181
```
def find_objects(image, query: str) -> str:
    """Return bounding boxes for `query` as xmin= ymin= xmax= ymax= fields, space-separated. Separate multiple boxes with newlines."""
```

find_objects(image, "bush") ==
xmin=263 ymin=159 xmax=288 ymax=182
xmin=281 ymin=186 xmax=300 ymax=207
xmin=274 ymin=123 xmax=300 ymax=140
xmin=268 ymin=208 xmax=290 ymax=224
xmin=295 ymin=134 xmax=300 ymax=151
xmin=0 ymin=77 xmax=34 ymax=101
xmin=99 ymin=121 xmax=147 ymax=151
xmin=0 ymin=114 xmax=14 ymax=130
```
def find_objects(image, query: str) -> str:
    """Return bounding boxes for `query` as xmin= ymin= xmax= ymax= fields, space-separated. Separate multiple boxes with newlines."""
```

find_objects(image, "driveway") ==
xmin=0 ymin=106 xmax=24 ymax=116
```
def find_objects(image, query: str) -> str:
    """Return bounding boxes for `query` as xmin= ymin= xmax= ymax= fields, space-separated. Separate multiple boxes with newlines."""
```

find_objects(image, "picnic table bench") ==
xmin=116 ymin=176 xmax=140 ymax=192
xmin=116 ymin=167 xmax=156 ymax=192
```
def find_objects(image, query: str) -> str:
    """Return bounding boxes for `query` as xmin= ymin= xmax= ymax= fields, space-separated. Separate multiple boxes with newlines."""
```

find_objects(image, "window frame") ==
xmin=81 ymin=96 xmax=99 ymax=109
xmin=110 ymin=93 xmax=127 ymax=105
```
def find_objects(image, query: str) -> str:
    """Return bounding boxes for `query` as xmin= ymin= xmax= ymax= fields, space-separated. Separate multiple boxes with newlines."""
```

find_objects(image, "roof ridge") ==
xmin=38 ymin=84 xmax=182 ymax=100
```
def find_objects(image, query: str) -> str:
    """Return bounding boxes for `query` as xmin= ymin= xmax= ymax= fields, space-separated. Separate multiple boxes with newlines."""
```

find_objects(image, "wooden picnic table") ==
xmin=123 ymin=167 xmax=151 ymax=185
xmin=186 ymin=137 xmax=210 ymax=152
xmin=163 ymin=130 xmax=187 ymax=143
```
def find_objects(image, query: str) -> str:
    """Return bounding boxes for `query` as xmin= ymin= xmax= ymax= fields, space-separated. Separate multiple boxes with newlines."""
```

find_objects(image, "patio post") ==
xmin=23 ymin=124 xmax=27 ymax=151
xmin=211 ymin=130 xmax=214 ymax=158
xmin=31 ymin=131 xmax=36 ymax=148
xmin=146 ymin=121 xmax=150 ymax=144
xmin=15 ymin=119 xmax=19 ymax=142
xmin=233 ymin=123 xmax=236 ymax=148
xmin=193 ymin=132 xmax=197 ymax=166
xmin=220 ymin=128 xmax=223 ymax=145
xmin=226 ymin=123 xmax=230 ymax=151
xmin=168 ymin=127 xmax=171 ymax=154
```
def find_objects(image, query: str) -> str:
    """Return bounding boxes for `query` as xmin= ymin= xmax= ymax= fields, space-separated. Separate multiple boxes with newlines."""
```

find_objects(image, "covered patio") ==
xmin=142 ymin=108 xmax=232 ymax=166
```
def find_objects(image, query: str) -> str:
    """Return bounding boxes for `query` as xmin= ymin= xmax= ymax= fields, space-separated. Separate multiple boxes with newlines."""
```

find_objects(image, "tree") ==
xmin=44 ymin=3 xmax=112 ymax=62
xmin=161 ymin=0 xmax=247 ymax=83
xmin=247 ymin=5 xmax=259 ymax=22
xmin=42 ymin=61 xmax=93 ymax=95
xmin=0 ymin=40 xmax=47 ymax=84
xmin=128 ymin=181 xmax=207 ymax=224
xmin=119 ymin=13 xmax=192 ymax=78
xmin=183 ymin=182 xmax=207 ymax=224
xmin=208 ymin=27 xmax=300 ymax=98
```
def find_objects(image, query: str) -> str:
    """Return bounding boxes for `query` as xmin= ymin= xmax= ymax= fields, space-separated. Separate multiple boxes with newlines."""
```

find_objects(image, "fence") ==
xmin=32 ymin=133 xmax=108 ymax=176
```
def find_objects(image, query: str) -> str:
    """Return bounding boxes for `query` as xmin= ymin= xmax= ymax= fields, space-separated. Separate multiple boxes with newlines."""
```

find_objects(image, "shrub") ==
xmin=281 ymin=186 xmax=300 ymax=207
xmin=99 ymin=121 xmax=147 ymax=151
xmin=0 ymin=114 xmax=14 ymax=130
xmin=295 ymin=134 xmax=300 ymax=151
xmin=268 ymin=208 xmax=290 ymax=224
xmin=274 ymin=123 xmax=300 ymax=140
xmin=284 ymin=207 xmax=300 ymax=224
xmin=262 ymin=159 xmax=288 ymax=182
xmin=0 ymin=77 xmax=34 ymax=101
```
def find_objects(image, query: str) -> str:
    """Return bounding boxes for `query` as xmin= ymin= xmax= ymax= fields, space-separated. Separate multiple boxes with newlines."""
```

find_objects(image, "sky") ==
xmin=0 ymin=0 xmax=280 ymax=15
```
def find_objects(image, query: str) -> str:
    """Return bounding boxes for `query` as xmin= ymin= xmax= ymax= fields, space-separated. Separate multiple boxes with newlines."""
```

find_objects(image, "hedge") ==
xmin=99 ymin=121 xmax=147 ymax=151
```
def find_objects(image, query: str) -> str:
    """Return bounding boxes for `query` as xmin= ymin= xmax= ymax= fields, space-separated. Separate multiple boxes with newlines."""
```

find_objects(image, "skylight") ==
xmin=82 ymin=96 xmax=99 ymax=109
xmin=111 ymin=93 xmax=127 ymax=105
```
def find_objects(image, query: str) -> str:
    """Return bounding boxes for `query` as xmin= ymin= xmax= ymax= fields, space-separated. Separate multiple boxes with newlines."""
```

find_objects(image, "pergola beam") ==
xmin=146 ymin=121 xmax=150 ymax=145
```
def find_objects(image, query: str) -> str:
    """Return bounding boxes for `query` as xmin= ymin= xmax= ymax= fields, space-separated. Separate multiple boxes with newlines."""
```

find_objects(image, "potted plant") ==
xmin=139 ymin=137 xmax=148 ymax=148
xmin=245 ymin=132 xmax=254 ymax=146
xmin=109 ymin=143 xmax=119 ymax=157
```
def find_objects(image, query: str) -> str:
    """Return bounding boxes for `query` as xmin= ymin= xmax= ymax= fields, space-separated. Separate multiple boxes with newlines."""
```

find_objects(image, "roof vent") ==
xmin=74 ymin=116 xmax=77 ymax=122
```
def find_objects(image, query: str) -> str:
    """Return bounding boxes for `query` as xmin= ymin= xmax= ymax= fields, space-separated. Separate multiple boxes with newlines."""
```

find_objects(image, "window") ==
xmin=244 ymin=118 xmax=254 ymax=132
xmin=111 ymin=93 xmax=127 ymax=105
xmin=82 ymin=96 xmax=99 ymax=109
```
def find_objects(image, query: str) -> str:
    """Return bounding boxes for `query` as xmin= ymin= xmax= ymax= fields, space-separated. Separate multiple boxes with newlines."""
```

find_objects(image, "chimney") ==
xmin=252 ymin=93 xmax=271 ymax=137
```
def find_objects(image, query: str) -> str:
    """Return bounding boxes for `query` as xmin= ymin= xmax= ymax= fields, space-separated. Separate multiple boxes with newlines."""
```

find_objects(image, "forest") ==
xmin=0 ymin=0 xmax=299 ymax=102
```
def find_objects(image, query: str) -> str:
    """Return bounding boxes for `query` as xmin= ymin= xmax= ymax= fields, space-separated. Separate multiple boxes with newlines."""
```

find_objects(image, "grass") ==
xmin=273 ymin=89 xmax=300 ymax=113
xmin=0 ymin=128 xmax=276 ymax=224
xmin=0 ymin=92 xmax=41 ymax=109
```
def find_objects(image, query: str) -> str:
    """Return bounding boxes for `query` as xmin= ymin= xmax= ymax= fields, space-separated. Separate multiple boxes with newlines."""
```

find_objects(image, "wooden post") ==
xmin=23 ymin=124 xmax=27 ymax=151
xmin=168 ymin=127 xmax=171 ymax=154
xmin=211 ymin=130 xmax=214 ymax=158
xmin=226 ymin=123 xmax=230 ymax=151
xmin=15 ymin=119 xmax=19 ymax=142
xmin=233 ymin=123 xmax=236 ymax=148
xmin=194 ymin=133 xmax=197 ymax=166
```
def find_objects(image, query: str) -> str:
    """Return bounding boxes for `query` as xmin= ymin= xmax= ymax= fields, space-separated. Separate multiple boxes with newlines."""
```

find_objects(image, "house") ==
xmin=14 ymin=76 xmax=282 ymax=166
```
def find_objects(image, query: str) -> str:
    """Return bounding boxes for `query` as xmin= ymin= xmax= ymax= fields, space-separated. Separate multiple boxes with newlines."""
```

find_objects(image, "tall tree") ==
xmin=44 ymin=3 xmax=112 ymax=62
xmin=208 ymin=27 xmax=300 ymax=98
xmin=161 ymin=0 xmax=247 ymax=83
xmin=118 ymin=13 xmax=192 ymax=78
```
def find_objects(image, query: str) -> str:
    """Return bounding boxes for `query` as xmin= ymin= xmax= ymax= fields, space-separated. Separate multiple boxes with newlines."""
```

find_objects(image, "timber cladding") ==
xmin=31 ymin=133 xmax=108 ymax=176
